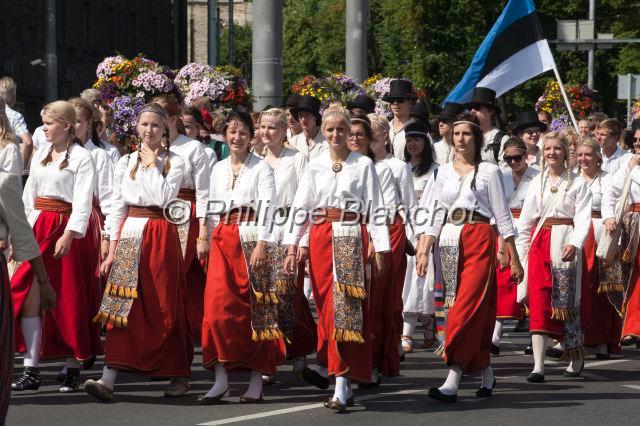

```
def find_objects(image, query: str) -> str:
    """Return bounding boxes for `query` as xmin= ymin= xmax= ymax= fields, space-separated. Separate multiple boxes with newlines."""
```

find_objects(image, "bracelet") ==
xmin=102 ymin=235 xmax=110 ymax=242
xmin=196 ymin=237 xmax=208 ymax=243
xmin=145 ymin=161 xmax=156 ymax=168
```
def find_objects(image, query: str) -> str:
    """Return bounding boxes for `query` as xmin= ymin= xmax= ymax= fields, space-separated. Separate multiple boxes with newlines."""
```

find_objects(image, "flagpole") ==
xmin=551 ymin=63 xmax=579 ymax=131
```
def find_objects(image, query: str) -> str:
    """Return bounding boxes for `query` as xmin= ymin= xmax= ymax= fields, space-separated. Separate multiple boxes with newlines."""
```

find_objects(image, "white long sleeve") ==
xmin=0 ymin=143 xmax=23 ymax=175
xmin=0 ymin=172 xmax=40 ymax=261
xmin=383 ymin=155 xmax=418 ymax=222
xmin=601 ymin=160 xmax=639 ymax=220
xmin=375 ymin=161 xmax=399 ymax=218
xmin=169 ymin=134 xmax=210 ymax=218
xmin=84 ymin=140 xmax=114 ymax=230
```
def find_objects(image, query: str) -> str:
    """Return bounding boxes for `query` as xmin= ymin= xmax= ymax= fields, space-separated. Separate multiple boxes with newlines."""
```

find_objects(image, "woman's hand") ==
xmin=53 ymin=231 xmax=76 ymax=258
xmin=510 ymin=260 xmax=524 ymax=284
xmin=139 ymin=143 xmax=158 ymax=168
xmin=283 ymin=245 xmax=297 ymax=276
xmin=39 ymin=278 xmax=57 ymax=311
xmin=604 ymin=218 xmax=617 ymax=235
xmin=497 ymin=249 xmax=509 ymax=270
xmin=100 ymin=239 xmax=110 ymax=261
xmin=416 ymin=253 xmax=430 ymax=277
xmin=561 ymin=244 xmax=577 ymax=262
xmin=628 ymin=154 xmax=640 ymax=170
xmin=296 ymin=246 xmax=309 ymax=264
xmin=374 ymin=252 xmax=385 ymax=274
xmin=250 ymin=241 xmax=267 ymax=272
xmin=100 ymin=254 xmax=115 ymax=277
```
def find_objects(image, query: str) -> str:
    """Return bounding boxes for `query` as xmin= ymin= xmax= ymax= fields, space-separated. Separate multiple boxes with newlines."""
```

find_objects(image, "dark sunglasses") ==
xmin=524 ymin=128 xmax=541 ymax=135
xmin=388 ymin=98 xmax=407 ymax=104
xmin=470 ymin=103 xmax=485 ymax=111
xmin=504 ymin=154 xmax=524 ymax=163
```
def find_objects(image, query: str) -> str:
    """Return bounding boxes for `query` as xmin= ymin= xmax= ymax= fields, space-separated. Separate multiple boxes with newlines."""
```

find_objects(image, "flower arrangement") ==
xmin=174 ymin=63 xmax=252 ymax=111
xmin=567 ymin=84 xmax=598 ymax=119
xmin=363 ymin=74 xmax=393 ymax=116
xmin=291 ymin=73 xmax=364 ymax=112
xmin=110 ymin=96 xmax=146 ymax=137
xmin=536 ymin=81 xmax=599 ymax=121
xmin=631 ymin=99 xmax=640 ymax=121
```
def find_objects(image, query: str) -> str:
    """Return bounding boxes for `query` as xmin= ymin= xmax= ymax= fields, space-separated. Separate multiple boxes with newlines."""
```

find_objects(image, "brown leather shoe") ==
xmin=239 ymin=393 xmax=264 ymax=403
xmin=324 ymin=398 xmax=347 ymax=412
xmin=84 ymin=379 xmax=113 ymax=402
xmin=164 ymin=378 xmax=190 ymax=397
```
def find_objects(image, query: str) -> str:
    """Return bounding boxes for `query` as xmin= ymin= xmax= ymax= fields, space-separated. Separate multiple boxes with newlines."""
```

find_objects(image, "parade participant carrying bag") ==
xmin=596 ymin=171 xmax=632 ymax=262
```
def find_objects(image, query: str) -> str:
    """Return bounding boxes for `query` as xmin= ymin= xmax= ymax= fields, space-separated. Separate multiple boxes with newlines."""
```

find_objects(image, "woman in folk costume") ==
xmin=153 ymin=95 xmax=210 ymax=345
xmin=0 ymin=170 xmax=55 ymax=422
xmin=181 ymin=106 xmax=218 ymax=169
xmin=257 ymin=108 xmax=315 ymax=385
xmin=516 ymin=131 xmax=592 ymax=383
xmin=85 ymin=103 xmax=192 ymax=402
xmin=283 ymin=104 xmax=389 ymax=412
xmin=602 ymin=128 xmax=640 ymax=347
xmin=578 ymin=138 xmax=622 ymax=358
xmin=347 ymin=114 xmax=403 ymax=383
xmin=491 ymin=137 xmax=539 ymax=355
xmin=199 ymin=111 xmax=283 ymax=404
xmin=416 ymin=113 xmax=523 ymax=403
xmin=0 ymin=97 xmax=22 ymax=175
xmin=12 ymin=101 xmax=101 ymax=393
xmin=401 ymin=121 xmax=439 ymax=354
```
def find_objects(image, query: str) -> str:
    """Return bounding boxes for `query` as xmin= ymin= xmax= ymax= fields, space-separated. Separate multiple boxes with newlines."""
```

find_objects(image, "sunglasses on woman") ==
xmin=504 ymin=154 xmax=524 ymax=163
xmin=388 ymin=98 xmax=407 ymax=104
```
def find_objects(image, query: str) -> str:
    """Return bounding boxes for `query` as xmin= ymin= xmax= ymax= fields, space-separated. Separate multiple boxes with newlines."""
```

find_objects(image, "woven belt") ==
xmin=631 ymin=203 xmax=640 ymax=212
xmin=448 ymin=209 xmax=491 ymax=224
xmin=35 ymin=197 xmax=72 ymax=215
xmin=313 ymin=208 xmax=362 ymax=224
xmin=128 ymin=205 xmax=165 ymax=219
xmin=591 ymin=210 xmax=602 ymax=219
xmin=177 ymin=188 xmax=196 ymax=202
xmin=510 ymin=208 xmax=522 ymax=219
xmin=221 ymin=208 xmax=256 ymax=224
xmin=541 ymin=217 xmax=574 ymax=228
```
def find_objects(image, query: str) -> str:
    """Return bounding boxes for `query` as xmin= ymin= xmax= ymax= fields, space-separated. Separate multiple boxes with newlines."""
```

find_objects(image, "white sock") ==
xmin=21 ymin=316 xmax=42 ymax=368
xmin=531 ymin=334 xmax=548 ymax=375
xmin=402 ymin=315 xmax=418 ymax=337
xmin=311 ymin=364 xmax=328 ymax=378
xmin=243 ymin=370 xmax=263 ymax=399
xmin=566 ymin=357 xmax=584 ymax=373
xmin=481 ymin=366 xmax=495 ymax=388
xmin=597 ymin=344 xmax=608 ymax=355
xmin=303 ymin=277 xmax=312 ymax=300
xmin=438 ymin=364 xmax=463 ymax=395
xmin=332 ymin=376 xmax=350 ymax=404
xmin=65 ymin=358 xmax=81 ymax=369
xmin=205 ymin=363 xmax=229 ymax=398
xmin=492 ymin=319 xmax=504 ymax=346
xmin=100 ymin=366 xmax=118 ymax=390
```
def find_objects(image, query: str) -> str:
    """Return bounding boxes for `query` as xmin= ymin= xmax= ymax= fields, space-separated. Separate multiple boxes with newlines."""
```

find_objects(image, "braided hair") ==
xmin=130 ymin=103 xmax=171 ymax=180
xmin=452 ymin=112 xmax=483 ymax=190
xmin=40 ymin=101 xmax=82 ymax=170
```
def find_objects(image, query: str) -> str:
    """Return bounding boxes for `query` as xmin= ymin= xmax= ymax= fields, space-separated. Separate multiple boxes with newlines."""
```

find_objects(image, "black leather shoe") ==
xmin=526 ymin=372 xmax=545 ymax=383
xmin=301 ymin=367 xmax=330 ymax=390
xmin=563 ymin=359 xmax=584 ymax=377
xmin=476 ymin=378 xmax=496 ymax=398
xmin=524 ymin=345 xmax=533 ymax=355
xmin=83 ymin=355 xmax=97 ymax=370
xmin=546 ymin=347 xmax=563 ymax=359
xmin=428 ymin=387 xmax=457 ymax=403
xmin=620 ymin=336 xmax=637 ymax=346
xmin=491 ymin=344 xmax=500 ymax=356
xmin=197 ymin=389 xmax=229 ymax=405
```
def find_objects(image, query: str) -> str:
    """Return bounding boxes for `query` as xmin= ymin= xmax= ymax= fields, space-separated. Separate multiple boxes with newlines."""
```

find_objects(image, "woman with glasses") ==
xmin=492 ymin=138 xmax=539 ymax=355
xmin=383 ymin=79 xmax=417 ymax=161
xmin=512 ymin=112 xmax=547 ymax=169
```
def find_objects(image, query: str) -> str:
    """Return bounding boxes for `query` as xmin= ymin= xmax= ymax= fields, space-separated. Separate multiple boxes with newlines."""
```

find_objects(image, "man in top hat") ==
xmin=347 ymin=94 xmax=375 ymax=117
xmin=433 ymin=102 xmax=464 ymax=166
xmin=512 ymin=111 xmax=547 ymax=168
xmin=465 ymin=87 xmax=509 ymax=165
xmin=410 ymin=100 xmax=430 ymax=128
xmin=291 ymin=95 xmax=328 ymax=161
xmin=383 ymin=79 xmax=418 ymax=161
xmin=284 ymin=93 xmax=303 ymax=143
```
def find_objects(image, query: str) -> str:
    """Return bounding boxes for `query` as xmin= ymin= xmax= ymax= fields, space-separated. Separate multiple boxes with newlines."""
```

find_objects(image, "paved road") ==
xmin=7 ymin=322 xmax=640 ymax=425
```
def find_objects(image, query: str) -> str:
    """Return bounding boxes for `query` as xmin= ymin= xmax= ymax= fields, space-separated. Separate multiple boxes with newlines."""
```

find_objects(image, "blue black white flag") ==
xmin=444 ymin=0 xmax=555 ymax=104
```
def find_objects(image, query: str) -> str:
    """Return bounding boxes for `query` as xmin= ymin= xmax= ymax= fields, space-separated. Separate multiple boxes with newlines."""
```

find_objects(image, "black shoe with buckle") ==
xmin=60 ymin=368 xmax=81 ymax=393
xmin=476 ymin=378 xmax=496 ymax=398
xmin=12 ymin=367 xmax=41 ymax=391
xmin=526 ymin=372 xmax=545 ymax=383
xmin=428 ymin=387 xmax=457 ymax=403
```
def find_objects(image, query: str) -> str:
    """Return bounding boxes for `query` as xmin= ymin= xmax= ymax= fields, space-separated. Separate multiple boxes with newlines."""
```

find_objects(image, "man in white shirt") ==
xmin=290 ymin=95 xmax=327 ymax=161
xmin=384 ymin=79 xmax=417 ymax=161
xmin=0 ymin=77 xmax=33 ymax=170
xmin=595 ymin=118 xmax=631 ymax=175
xmin=466 ymin=87 xmax=508 ymax=165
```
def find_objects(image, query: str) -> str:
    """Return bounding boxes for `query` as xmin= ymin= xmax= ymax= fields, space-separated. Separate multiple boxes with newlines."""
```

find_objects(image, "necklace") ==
xmin=549 ymin=172 xmax=564 ymax=193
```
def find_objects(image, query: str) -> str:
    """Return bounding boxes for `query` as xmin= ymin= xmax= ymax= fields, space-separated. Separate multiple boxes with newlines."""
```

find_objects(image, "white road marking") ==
xmin=622 ymin=385 xmax=640 ymax=391
xmin=197 ymin=388 xmax=424 ymax=425
xmin=586 ymin=359 xmax=629 ymax=368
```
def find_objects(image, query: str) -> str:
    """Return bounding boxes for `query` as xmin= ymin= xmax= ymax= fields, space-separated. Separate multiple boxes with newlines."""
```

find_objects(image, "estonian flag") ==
xmin=444 ymin=0 xmax=555 ymax=104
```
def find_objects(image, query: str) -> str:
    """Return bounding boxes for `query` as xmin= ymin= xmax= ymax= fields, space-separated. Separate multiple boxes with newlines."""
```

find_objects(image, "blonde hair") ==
xmin=576 ymin=136 xmax=602 ymax=160
xmin=539 ymin=130 xmax=573 ymax=203
xmin=321 ymin=103 xmax=350 ymax=133
xmin=0 ymin=97 xmax=16 ymax=148
xmin=560 ymin=127 xmax=579 ymax=148
xmin=131 ymin=103 xmax=171 ymax=180
xmin=258 ymin=108 xmax=287 ymax=130
xmin=40 ymin=101 xmax=80 ymax=169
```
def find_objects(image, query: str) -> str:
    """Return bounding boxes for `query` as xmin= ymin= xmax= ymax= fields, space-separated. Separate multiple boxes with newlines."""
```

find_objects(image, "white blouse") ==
xmin=101 ymin=140 xmax=122 ymax=165
xmin=283 ymin=151 xmax=390 ymax=253
xmin=383 ymin=154 xmax=418 ymax=217
xmin=375 ymin=160 xmax=400 ymax=218
xmin=601 ymin=145 xmax=631 ymax=176
xmin=204 ymin=145 xmax=218 ymax=172
xmin=84 ymin=140 xmax=114 ymax=224
xmin=0 ymin=142 xmax=23 ymax=175
xmin=291 ymin=131 xmax=329 ymax=161
xmin=602 ymin=159 xmax=640 ymax=220
xmin=500 ymin=166 xmax=540 ymax=209
xmin=412 ymin=165 xmax=438 ymax=236
xmin=268 ymin=147 xmax=308 ymax=209
xmin=390 ymin=117 xmax=415 ymax=161
xmin=23 ymin=143 xmax=96 ymax=237
xmin=433 ymin=140 xmax=455 ymax=166
xmin=209 ymin=153 xmax=276 ymax=243
xmin=515 ymin=170 xmax=592 ymax=251
xmin=107 ymin=151 xmax=185 ymax=240
xmin=169 ymin=134 xmax=211 ymax=218
xmin=425 ymin=162 xmax=515 ymax=239
xmin=0 ymin=171 xmax=40 ymax=261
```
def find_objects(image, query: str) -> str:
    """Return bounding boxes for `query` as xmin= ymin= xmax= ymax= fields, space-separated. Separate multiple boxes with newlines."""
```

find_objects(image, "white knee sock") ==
xmin=243 ymin=370 xmax=263 ymax=399
xmin=438 ymin=364 xmax=463 ymax=395
xmin=492 ymin=319 xmax=504 ymax=346
xmin=100 ymin=366 xmax=118 ymax=390
xmin=205 ymin=363 xmax=229 ymax=398
xmin=481 ymin=366 xmax=495 ymax=388
xmin=333 ymin=376 xmax=350 ymax=404
xmin=402 ymin=315 xmax=418 ymax=337
xmin=65 ymin=358 xmax=81 ymax=369
xmin=21 ymin=317 xmax=42 ymax=368
xmin=531 ymin=334 xmax=548 ymax=374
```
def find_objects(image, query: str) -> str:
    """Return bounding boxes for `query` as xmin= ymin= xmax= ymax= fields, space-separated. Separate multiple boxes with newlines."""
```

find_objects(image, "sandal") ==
xmin=401 ymin=335 xmax=413 ymax=353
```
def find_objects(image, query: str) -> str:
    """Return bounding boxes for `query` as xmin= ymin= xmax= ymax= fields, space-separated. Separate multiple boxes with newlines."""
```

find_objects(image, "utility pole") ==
xmin=345 ymin=0 xmax=368 ymax=83
xmin=228 ymin=0 xmax=233 ymax=64
xmin=252 ymin=0 xmax=283 ymax=110
xmin=45 ymin=0 xmax=57 ymax=102
xmin=588 ymin=0 xmax=595 ymax=88
xmin=208 ymin=0 xmax=219 ymax=66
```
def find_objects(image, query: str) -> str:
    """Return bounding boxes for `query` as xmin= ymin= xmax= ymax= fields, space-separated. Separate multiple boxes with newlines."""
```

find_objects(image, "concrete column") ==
xmin=208 ymin=0 xmax=219 ymax=66
xmin=45 ymin=0 xmax=57 ymax=102
xmin=252 ymin=0 xmax=283 ymax=110
xmin=346 ymin=0 xmax=367 ymax=83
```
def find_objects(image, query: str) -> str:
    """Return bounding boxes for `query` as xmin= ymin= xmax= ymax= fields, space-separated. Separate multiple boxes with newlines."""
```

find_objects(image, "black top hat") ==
xmin=347 ymin=94 xmax=376 ymax=114
xmin=464 ymin=87 xmax=498 ymax=109
xmin=296 ymin=95 xmax=322 ymax=119
xmin=383 ymin=79 xmax=415 ymax=101
xmin=512 ymin=111 xmax=547 ymax=134
xmin=404 ymin=121 xmax=430 ymax=140
xmin=632 ymin=118 xmax=640 ymax=132
xmin=439 ymin=102 xmax=465 ymax=122
xmin=284 ymin=93 xmax=300 ymax=108
xmin=410 ymin=100 xmax=431 ymax=131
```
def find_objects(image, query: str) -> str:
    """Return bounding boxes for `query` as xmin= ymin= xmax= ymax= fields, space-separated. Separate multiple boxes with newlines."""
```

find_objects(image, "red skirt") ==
xmin=528 ymin=227 xmax=590 ymax=337
xmin=183 ymin=199 xmax=206 ymax=344
xmin=370 ymin=215 xmax=405 ymax=377
xmin=201 ymin=223 xmax=285 ymax=374
xmin=444 ymin=223 xmax=496 ymax=373
xmin=11 ymin=211 xmax=102 ymax=360
xmin=284 ymin=270 xmax=317 ymax=359
xmin=621 ymin=239 xmax=640 ymax=341
xmin=495 ymin=236 xmax=525 ymax=319
xmin=1 ymin=254 xmax=13 ymax=422
xmin=104 ymin=218 xmax=193 ymax=377
xmin=584 ymin=226 xmax=622 ymax=347
xmin=308 ymin=222 xmax=371 ymax=382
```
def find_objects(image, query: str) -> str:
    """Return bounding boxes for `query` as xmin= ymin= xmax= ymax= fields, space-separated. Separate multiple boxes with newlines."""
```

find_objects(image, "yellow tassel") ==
xmin=269 ymin=293 xmax=279 ymax=304
xmin=104 ymin=283 xmax=112 ymax=295
xmin=91 ymin=312 xmax=104 ymax=324
xmin=110 ymin=285 xmax=118 ymax=296
xmin=252 ymin=330 xmax=258 ymax=341
xmin=122 ymin=317 xmax=128 ymax=327
xmin=622 ymin=249 xmax=632 ymax=263
xmin=125 ymin=287 xmax=132 ymax=298
xmin=108 ymin=314 xmax=116 ymax=325
xmin=115 ymin=316 xmax=123 ymax=327
xmin=118 ymin=286 xmax=125 ymax=297
xmin=132 ymin=288 xmax=138 ymax=299
xmin=255 ymin=291 xmax=264 ymax=304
